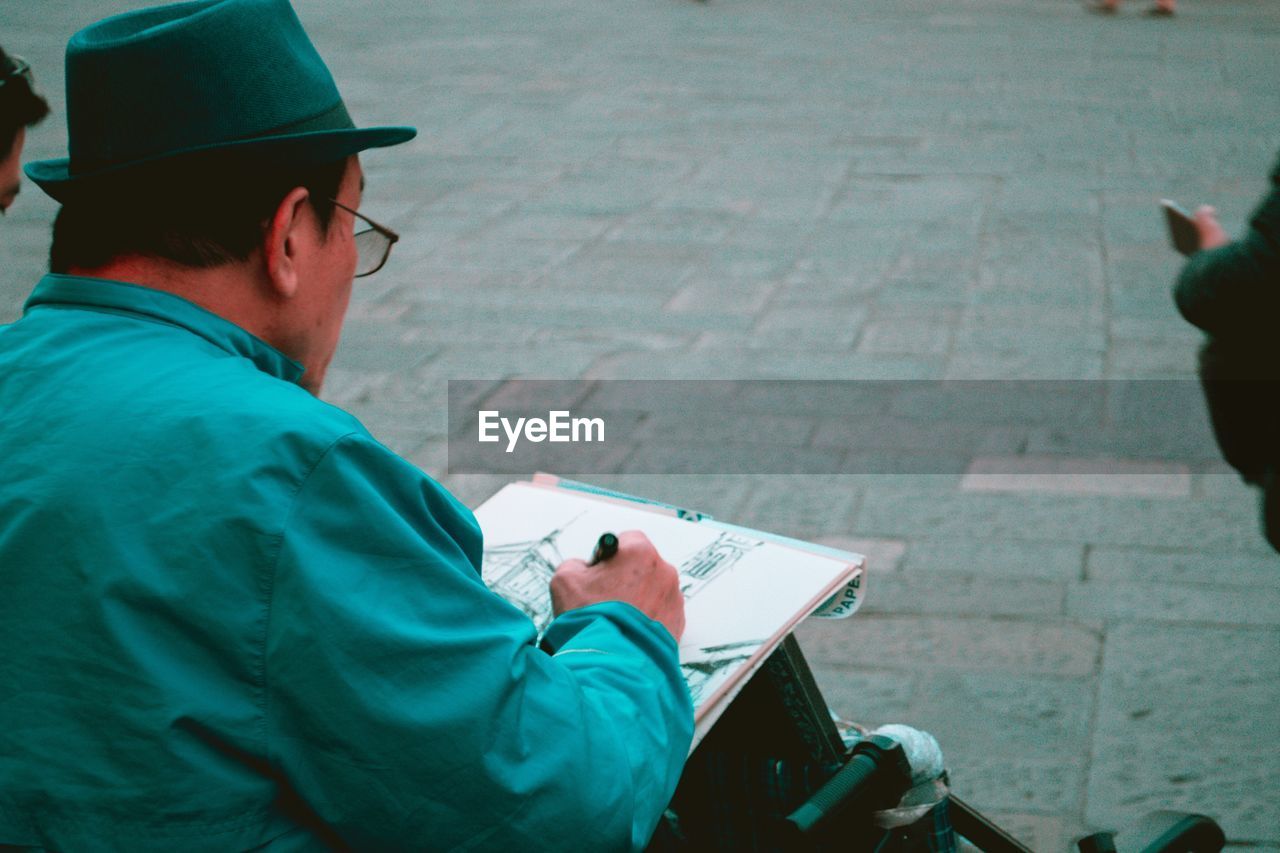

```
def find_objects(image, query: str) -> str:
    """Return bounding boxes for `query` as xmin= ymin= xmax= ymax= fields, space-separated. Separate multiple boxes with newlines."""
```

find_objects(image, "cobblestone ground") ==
xmin=3 ymin=0 xmax=1279 ymax=849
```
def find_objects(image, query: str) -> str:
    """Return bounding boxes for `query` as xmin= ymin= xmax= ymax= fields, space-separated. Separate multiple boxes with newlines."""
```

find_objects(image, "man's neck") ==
xmin=67 ymin=257 xmax=276 ymax=345
xmin=65 ymin=256 xmax=325 ymax=395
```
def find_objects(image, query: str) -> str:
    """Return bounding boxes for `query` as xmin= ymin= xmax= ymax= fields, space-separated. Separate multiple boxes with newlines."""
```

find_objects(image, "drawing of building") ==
xmin=483 ymin=522 xmax=763 ymax=642
xmin=682 ymin=639 xmax=762 ymax=708
xmin=482 ymin=527 xmax=568 ymax=630
xmin=679 ymin=532 xmax=760 ymax=598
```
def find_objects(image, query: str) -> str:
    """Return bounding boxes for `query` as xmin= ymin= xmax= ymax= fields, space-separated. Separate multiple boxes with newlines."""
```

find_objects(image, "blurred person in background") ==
xmin=1173 ymin=150 xmax=1280 ymax=554
xmin=1086 ymin=0 xmax=1176 ymax=16
xmin=0 ymin=46 xmax=50 ymax=214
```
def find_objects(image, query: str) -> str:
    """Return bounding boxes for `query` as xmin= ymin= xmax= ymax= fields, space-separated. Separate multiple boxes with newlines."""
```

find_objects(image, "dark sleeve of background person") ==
xmin=1174 ymin=151 xmax=1280 ymax=339
xmin=1172 ymin=149 xmax=1280 ymax=554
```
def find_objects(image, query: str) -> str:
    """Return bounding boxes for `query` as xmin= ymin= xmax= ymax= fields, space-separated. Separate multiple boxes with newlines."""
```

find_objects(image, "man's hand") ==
xmin=551 ymin=531 xmax=686 ymax=641
xmin=1195 ymin=205 xmax=1230 ymax=250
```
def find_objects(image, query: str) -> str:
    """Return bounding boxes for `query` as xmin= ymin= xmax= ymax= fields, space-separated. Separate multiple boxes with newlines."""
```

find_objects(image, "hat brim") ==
xmin=25 ymin=125 xmax=417 ymax=202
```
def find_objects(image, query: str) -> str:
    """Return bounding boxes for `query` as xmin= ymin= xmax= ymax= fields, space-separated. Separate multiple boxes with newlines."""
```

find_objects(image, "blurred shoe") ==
xmin=1144 ymin=4 xmax=1176 ymax=15
xmin=1085 ymin=0 xmax=1119 ymax=13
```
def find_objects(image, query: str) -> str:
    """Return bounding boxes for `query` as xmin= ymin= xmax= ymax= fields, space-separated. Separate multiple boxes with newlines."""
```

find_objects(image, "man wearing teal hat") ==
xmin=0 ymin=1 xmax=692 ymax=850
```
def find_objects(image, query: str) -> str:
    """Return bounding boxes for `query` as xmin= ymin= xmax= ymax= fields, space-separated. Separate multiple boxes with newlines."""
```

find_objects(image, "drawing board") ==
xmin=474 ymin=482 xmax=861 ymax=723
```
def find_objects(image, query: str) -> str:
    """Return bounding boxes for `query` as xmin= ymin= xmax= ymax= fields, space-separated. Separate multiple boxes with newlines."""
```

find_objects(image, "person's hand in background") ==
xmin=1194 ymin=205 xmax=1230 ymax=250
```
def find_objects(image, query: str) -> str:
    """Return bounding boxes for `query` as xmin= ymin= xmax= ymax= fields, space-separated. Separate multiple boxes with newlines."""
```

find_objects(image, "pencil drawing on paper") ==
xmin=482 ymin=524 xmax=573 ymax=630
xmin=682 ymin=639 xmax=765 ymax=707
xmin=481 ymin=521 xmax=763 ymax=639
xmin=678 ymin=532 xmax=761 ymax=598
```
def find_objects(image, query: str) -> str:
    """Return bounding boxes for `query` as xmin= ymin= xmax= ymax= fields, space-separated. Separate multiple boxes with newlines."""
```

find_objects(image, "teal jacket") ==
xmin=0 ymin=275 xmax=693 ymax=851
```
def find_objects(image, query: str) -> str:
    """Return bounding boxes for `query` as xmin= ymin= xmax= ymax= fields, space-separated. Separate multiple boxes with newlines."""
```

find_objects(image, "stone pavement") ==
xmin=3 ymin=0 xmax=1279 ymax=848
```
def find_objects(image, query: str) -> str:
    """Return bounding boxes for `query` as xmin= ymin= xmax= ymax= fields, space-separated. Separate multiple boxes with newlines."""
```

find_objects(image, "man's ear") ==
xmin=263 ymin=186 xmax=313 ymax=300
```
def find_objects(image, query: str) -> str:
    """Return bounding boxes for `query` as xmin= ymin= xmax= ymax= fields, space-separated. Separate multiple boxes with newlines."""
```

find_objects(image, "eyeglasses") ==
xmin=328 ymin=198 xmax=399 ymax=277
xmin=0 ymin=55 xmax=34 ymax=91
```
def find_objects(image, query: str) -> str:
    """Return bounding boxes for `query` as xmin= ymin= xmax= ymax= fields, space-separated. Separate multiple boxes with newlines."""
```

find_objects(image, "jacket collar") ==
xmin=24 ymin=274 xmax=305 ymax=385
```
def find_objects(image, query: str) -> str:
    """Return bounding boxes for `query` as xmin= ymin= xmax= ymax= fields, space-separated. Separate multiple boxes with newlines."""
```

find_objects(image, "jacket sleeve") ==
xmin=264 ymin=433 xmax=693 ymax=851
xmin=1173 ymin=163 xmax=1280 ymax=338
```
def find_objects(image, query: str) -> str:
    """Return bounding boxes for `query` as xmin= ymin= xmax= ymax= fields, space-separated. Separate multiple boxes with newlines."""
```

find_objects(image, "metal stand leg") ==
xmin=948 ymin=794 xmax=1034 ymax=853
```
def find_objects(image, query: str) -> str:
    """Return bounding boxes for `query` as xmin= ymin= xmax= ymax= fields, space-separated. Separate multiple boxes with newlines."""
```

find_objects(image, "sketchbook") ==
xmin=472 ymin=475 xmax=867 ymax=748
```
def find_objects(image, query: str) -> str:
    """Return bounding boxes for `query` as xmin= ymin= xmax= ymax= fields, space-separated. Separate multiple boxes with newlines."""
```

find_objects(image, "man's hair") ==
xmin=0 ymin=46 xmax=50 ymax=159
xmin=49 ymin=153 xmax=347 ymax=273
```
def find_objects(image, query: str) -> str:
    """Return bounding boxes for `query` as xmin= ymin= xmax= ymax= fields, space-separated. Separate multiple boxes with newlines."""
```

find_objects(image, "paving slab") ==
xmin=1087 ymin=623 xmax=1280 ymax=843
xmin=903 ymin=538 xmax=1086 ymax=581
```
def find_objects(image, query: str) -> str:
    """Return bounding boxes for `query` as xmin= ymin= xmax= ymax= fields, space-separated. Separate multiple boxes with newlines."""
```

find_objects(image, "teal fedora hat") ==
xmin=26 ymin=0 xmax=416 ymax=200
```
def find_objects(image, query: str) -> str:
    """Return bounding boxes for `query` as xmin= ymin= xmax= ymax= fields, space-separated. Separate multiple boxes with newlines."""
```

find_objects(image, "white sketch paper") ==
xmin=474 ymin=483 xmax=860 ymax=721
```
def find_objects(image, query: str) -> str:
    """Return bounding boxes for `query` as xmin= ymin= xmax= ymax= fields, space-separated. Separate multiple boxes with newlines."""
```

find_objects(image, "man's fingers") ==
xmin=555 ymin=557 xmax=589 ymax=574
xmin=616 ymin=529 xmax=654 ymax=554
xmin=549 ymin=530 xmax=684 ymax=638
